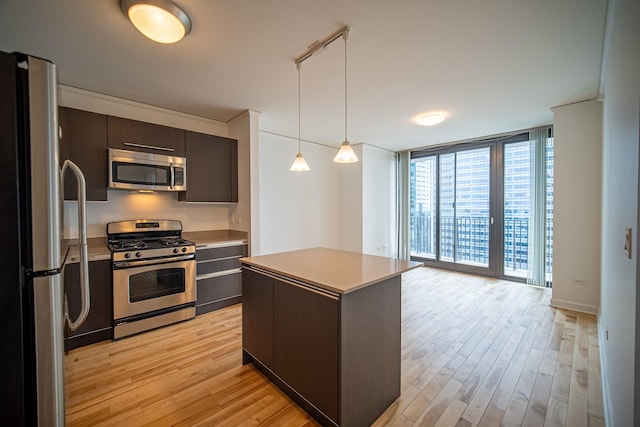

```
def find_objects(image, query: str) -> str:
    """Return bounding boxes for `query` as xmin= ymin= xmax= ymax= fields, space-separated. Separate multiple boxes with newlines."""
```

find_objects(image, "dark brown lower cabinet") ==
xmin=241 ymin=268 xmax=274 ymax=368
xmin=241 ymin=266 xmax=401 ymax=427
xmin=195 ymin=272 xmax=242 ymax=315
xmin=63 ymin=259 xmax=113 ymax=352
xmin=273 ymin=277 xmax=339 ymax=423
xmin=195 ymin=244 xmax=247 ymax=315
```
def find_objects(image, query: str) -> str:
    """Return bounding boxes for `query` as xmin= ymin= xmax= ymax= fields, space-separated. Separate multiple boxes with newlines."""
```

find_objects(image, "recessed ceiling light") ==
xmin=416 ymin=112 xmax=447 ymax=127
xmin=120 ymin=0 xmax=192 ymax=44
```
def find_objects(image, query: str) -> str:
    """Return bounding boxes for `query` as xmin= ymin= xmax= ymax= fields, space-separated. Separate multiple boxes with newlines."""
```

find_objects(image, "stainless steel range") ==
xmin=107 ymin=219 xmax=196 ymax=339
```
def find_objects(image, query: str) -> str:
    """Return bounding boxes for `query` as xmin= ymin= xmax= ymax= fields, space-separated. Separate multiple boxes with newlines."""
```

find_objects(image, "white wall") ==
xmin=599 ymin=0 xmax=640 ymax=424
xmin=255 ymin=140 xmax=397 ymax=258
xmin=58 ymin=86 xmax=234 ymax=238
xmin=550 ymin=99 xmax=602 ymax=314
xmin=339 ymin=145 xmax=363 ymax=253
xmin=256 ymin=132 xmax=341 ymax=255
xmin=228 ymin=110 xmax=260 ymax=253
xmin=362 ymin=145 xmax=397 ymax=257
xmin=66 ymin=192 xmax=230 ymax=238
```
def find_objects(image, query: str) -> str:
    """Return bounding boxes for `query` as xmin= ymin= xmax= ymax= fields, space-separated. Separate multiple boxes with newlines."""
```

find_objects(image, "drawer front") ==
xmin=197 ymin=257 xmax=241 ymax=276
xmin=196 ymin=272 xmax=242 ymax=305
xmin=196 ymin=244 xmax=247 ymax=261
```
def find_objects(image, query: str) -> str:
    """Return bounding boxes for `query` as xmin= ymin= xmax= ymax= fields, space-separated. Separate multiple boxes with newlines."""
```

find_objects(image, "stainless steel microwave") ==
xmin=108 ymin=148 xmax=187 ymax=192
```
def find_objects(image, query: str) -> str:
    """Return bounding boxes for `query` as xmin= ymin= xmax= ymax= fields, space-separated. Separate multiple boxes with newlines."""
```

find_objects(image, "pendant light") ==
xmin=290 ymin=63 xmax=311 ymax=172
xmin=120 ymin=0 xmax=192 ymax=44
xmin=333 ymin=30 xmax=358 ymax=163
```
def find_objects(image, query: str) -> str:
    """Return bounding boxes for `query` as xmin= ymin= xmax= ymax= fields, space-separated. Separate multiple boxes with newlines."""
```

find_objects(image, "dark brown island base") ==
xmin=240 ymin=248 xmax=422 ymax=427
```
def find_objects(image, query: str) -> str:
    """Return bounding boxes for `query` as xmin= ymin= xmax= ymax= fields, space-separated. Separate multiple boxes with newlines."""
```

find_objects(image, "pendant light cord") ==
xmin=298 ymin=64 xmax=302 ymax=153
xmin=344 ymin=32 xmax=348 ymax=143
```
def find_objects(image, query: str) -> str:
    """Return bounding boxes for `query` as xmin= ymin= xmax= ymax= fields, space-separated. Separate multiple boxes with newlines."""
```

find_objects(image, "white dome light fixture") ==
xmin=120 ymin=0 xmax=192 ymax=44
xmin=416 ymin=112 xmax=447 ymax=127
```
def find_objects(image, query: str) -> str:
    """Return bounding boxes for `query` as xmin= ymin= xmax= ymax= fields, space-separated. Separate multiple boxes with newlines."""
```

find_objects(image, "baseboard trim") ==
xmin=549 ymin=298 xmax=599 ymax=314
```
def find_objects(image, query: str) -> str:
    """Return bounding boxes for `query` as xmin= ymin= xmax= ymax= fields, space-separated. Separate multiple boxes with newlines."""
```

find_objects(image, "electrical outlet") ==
xmin=574 ymin=278 xmax=587 ymax=287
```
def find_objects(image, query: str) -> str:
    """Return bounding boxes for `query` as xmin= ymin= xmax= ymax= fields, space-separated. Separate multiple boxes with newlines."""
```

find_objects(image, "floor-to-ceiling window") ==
xmin=408 ymin=128 xmax=554 ymax=285
xmin=410 ymin=155 xmax=437 ymax=258
xmin=439 ymin=147 xmax=491 ymax=267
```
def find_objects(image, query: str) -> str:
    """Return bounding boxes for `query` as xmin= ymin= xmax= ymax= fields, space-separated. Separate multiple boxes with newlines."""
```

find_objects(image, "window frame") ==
xmin=409 ymin=132 xmax=532 ymax=281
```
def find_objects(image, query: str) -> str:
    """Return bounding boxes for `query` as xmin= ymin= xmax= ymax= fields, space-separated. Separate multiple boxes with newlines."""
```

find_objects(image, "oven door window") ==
xmin=112 ymin=161 xmax=171 ymax=186
xmin=129 ymin=268 xmax=185 ymax=303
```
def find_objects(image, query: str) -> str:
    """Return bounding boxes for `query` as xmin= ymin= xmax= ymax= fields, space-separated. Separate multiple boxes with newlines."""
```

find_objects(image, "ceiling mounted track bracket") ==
xmin=295 ymin=26 xmax=350 ymax=68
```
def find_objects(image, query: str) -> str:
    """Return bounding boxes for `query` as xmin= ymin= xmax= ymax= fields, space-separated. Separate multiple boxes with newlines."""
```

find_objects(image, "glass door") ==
xmin=439 ymin=147 xmax=491 ymax=268
xmin=410 ymin=156 xmax=437 ymax=258
xmin=408 ymin=128 xmax=553 ymax=284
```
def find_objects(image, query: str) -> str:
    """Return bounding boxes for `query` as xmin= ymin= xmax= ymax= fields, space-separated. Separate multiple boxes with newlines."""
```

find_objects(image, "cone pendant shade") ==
xmin=333 ymin=141 xmax=358 ymax=163
xmin=290 ymin=153 xmax=311 ymax=171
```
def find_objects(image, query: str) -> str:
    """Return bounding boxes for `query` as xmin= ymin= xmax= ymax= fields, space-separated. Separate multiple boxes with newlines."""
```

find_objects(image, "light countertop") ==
xmin=64 ymin=229 xmax=248 ymax=263
xmin=183 ymin=230 xmax=247 ymax=249
xmin=240 ymin=247 xmax=422 ymax=295
xmin=62 ymin=237 xmax=111 ymax=263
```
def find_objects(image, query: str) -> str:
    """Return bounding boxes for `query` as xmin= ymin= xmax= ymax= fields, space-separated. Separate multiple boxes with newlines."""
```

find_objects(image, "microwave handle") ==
xmin=61 ymin=160 xmax=91 ymax=332
xmin=170 ymin=164 xmax=175 ymax=190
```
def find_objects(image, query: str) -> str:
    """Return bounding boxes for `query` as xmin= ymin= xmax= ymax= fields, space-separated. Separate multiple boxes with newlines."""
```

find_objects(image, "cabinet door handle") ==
xmin=197 ymin=268 xmax=241 ymax=280
xmin=124 ymin=142 xmax=174 ymax=152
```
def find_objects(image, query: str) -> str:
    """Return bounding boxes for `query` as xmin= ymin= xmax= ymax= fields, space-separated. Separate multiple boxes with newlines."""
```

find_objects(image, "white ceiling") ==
xmin=0 ymin=0 xmax=607 ymax=152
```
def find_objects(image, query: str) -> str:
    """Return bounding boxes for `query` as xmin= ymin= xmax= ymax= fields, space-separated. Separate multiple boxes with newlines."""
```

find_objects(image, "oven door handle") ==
xmin=114 ymin=254 xmax=195 ymax=269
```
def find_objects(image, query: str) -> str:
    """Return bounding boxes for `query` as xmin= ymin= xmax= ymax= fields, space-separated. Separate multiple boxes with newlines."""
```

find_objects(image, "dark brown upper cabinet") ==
xmin=107 ymin=116 xmax=185 ymax=157
xmin=58 ymin=107 xmax=108 ymax=201
xmin=179 ymin=131 xmax=238 ymax=203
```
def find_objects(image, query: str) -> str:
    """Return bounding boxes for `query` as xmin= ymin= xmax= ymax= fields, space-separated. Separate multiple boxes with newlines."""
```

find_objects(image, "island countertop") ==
xmin=240 ymin=247 xmax=422 ymax=295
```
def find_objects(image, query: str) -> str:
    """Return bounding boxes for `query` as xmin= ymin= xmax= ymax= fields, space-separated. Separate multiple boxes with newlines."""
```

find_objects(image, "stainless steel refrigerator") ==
xmin=0 ymin=51 xmax=90 ymax=426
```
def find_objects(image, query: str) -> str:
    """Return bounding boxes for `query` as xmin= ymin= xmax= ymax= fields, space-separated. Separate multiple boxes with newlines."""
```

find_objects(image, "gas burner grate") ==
xmin=159 ymin=237 xmax=185 ymax=247
xmin=113 ymin=240 xmax=147 ymax=250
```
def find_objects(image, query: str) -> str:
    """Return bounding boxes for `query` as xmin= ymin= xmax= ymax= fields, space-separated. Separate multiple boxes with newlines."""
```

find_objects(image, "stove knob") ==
xmin=173 ymin=248 xmax=179 ymax=254
xmin=135 ymin=252 xmax=142 ymax=258
xmin=124 ymin=253 xmax=131 ymax=259
xmin=182 ymin=247 xmax=187 ymax=253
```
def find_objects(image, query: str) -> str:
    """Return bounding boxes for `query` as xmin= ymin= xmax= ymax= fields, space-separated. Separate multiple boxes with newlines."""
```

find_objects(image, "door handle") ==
xmin=61 ymin=160 xmax=91 ymax=331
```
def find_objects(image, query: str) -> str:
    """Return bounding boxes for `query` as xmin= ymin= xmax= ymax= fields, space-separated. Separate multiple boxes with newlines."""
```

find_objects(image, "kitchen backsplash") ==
xmin=63 ymin=190 xmax=230 ymax=238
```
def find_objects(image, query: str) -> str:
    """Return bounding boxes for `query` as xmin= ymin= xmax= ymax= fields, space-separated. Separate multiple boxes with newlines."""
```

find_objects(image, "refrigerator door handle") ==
xmin=61 ymin=159 xmax=90 ymax=331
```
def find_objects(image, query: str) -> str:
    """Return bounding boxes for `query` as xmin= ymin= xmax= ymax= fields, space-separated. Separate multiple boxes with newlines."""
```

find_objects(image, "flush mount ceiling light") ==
xmin=120 ymin=0 xmax=192 ymax=44
xmin=290 ymin=63 xmax=311 ymax=172
xmin=416 ymin=112 xmax=447 ymax=127
xmin=295 ymin=26 xmax=358 ymax=164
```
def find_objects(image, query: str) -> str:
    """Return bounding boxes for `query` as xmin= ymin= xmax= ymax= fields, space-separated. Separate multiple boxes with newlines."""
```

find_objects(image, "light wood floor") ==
xmin=65 ymin=267 xmax=604 ymax=426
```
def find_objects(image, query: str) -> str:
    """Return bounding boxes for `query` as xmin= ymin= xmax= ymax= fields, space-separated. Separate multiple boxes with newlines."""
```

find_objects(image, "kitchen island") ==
xmin=240 ymin=248 xmax=422 ymax=427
